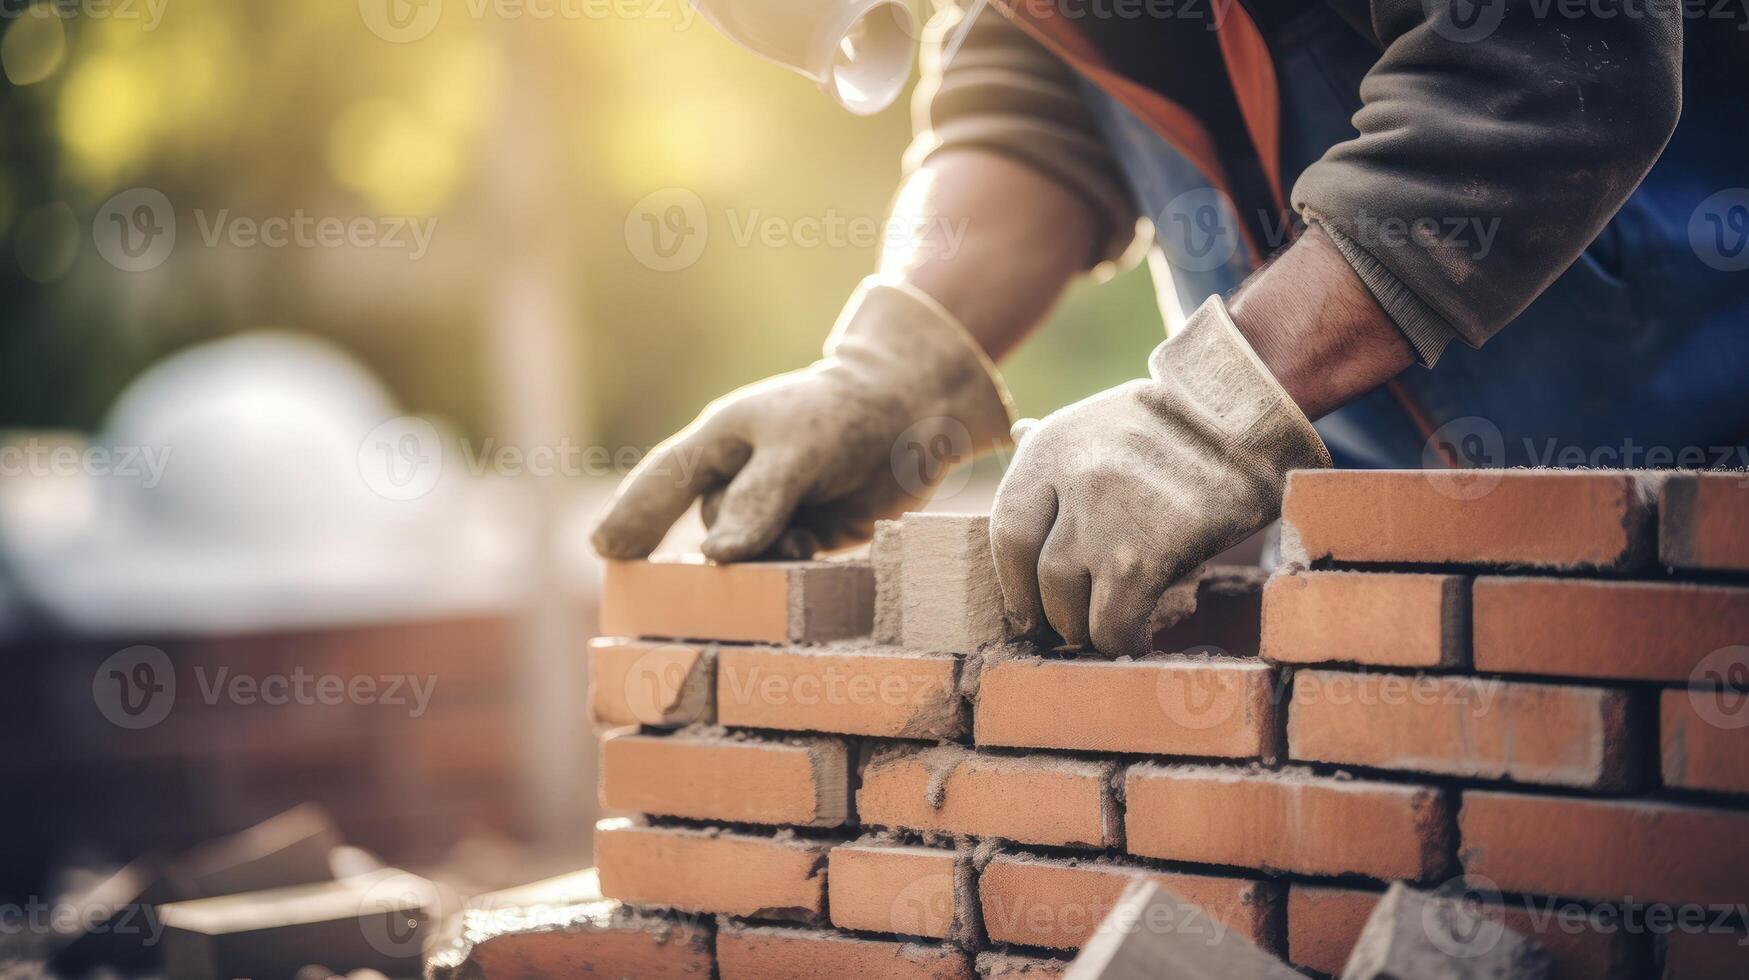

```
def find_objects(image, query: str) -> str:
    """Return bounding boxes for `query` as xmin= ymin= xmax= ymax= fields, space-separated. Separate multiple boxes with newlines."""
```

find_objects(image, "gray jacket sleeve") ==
xmin=904 ymin=3 xmax=1144 ymax=274
xmin=1294 ymin=0 xmax=1682 ymax=364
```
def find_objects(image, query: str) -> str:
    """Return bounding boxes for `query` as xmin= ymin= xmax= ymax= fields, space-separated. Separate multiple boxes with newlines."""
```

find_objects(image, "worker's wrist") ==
xmin=1225 ymin=224 xmax=1415 ymax=420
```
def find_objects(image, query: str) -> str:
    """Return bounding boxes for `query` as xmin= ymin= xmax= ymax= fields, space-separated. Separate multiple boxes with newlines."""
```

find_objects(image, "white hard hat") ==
xmin=1 ymin=331 xmax=531 ymax=636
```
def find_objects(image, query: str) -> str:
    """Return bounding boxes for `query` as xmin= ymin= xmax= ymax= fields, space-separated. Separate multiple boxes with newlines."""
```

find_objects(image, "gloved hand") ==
xmin=593 ymin=276 xmax=1015 ymax=562
xmin=989 ymin=294 xmax=1331 ymax=657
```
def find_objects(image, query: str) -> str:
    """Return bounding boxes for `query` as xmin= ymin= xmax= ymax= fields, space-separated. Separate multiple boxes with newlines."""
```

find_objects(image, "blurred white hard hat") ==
xmin=1 ymin=331 xmax=533 ymax=636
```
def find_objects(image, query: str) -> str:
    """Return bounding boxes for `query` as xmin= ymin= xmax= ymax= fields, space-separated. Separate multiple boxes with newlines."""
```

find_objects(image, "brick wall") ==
xmin=537 ymin=471 xmax=1745 ymax=978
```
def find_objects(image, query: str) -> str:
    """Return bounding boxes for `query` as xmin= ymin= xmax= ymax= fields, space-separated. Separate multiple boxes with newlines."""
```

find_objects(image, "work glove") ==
xmin=592 ymin=276 xmax=1015 ymax=562
xmin=990 ymin=294 xmax=1331 ymax=658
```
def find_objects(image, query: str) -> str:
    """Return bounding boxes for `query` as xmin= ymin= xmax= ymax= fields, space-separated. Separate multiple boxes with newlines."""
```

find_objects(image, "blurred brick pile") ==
xmin=436 ymin=469 xmax=1749 ymax=979
xmin=0 ymin=614 xmax=533 ymax=889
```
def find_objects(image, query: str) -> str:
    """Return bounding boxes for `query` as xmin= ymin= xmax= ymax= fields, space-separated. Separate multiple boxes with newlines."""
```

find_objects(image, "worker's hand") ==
xmin=593 ymin=276 xmax=1014 ymax=562
xmin=989 ymin=295 xmax=1331 ymax=657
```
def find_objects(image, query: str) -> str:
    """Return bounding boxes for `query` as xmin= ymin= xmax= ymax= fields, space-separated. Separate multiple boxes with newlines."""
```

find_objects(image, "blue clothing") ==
xmin=1083 ymin=5 xmax=1749 ymax=470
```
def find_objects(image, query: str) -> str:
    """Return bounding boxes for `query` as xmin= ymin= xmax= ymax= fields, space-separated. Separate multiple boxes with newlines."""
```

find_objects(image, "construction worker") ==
xmin=595 ymin=1 xmax=1748 ymax=657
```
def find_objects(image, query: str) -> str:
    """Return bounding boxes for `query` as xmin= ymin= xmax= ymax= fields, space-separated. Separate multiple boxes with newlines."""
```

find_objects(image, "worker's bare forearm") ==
xmin=1227 ymin=224 xmax=1415 ymax=421
xmin=879 ymin=149 xmax=1097 ymax=362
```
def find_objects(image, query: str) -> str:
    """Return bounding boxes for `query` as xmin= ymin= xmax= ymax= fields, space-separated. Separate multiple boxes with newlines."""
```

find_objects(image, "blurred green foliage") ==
xmin=0 ymin=0 xmax=1164 ymax=448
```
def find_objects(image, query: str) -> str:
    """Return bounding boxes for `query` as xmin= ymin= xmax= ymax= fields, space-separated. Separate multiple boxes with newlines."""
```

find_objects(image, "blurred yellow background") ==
xmin=0 ymin=0 xmax=1164 ymax=447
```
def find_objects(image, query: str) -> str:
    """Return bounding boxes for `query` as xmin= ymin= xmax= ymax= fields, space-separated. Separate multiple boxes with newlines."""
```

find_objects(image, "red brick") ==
xmin=1288 ymin=671 xmax=1640 ymax=789
xmin=1286 ymin=885 xmax=1643 ymax=980
xmin=856 ymin=745 xmax=1118 ymax=849
xmin=1459 ymin=792 xmax=1749 ymax=906
xmin=977 ymin=853 xmax=1279 ymax=952
xmin=716 ymin=921 xmax=974 ymax=980
xmin=1662 ymin=928 xmax=1749 ymax=980
xmin=1281 ymin=469 xmax=1656 ymax=571
xmin=715 ymin=646 xmax=962 ymax=739
xmin=1125 ymin=764 xmax=1451 ymax=880
xmin=594 ymin=820 xmax=829 ymax=921
xmin=427 ymin=902 xmax=713 ymax=979
xmin=600 ymin=559 xmax=872 ymax=644
xmin=974 ymin=652 xmax=1277 ymax=759
xmin=588 ymin=638 xmax=714 ymax=728
xmin=974 ymin=952 xmax=1068 ymax=979
xmin=1261 ymin=570 xmax=1468 ymax=668
xmin=827 ymin=842 xmax=967 ymax=940
xmin=1473 ymin=577 xmax=1749 ymax=683
xmin=599 ymin=730 xmax=848 ymax=827
xmin=1660 ymin=472 xmax=1749 ymax=573
xmin=1661 ymin=688 xmax=1749 ymax=795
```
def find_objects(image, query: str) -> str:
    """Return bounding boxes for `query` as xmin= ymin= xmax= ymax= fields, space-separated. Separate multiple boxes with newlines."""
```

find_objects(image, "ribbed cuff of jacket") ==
xmin=1317 ymin=222 xmax=1458 ymax=367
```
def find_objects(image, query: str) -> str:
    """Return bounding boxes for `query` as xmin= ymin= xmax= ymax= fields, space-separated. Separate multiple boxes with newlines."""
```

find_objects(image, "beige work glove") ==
xmin=592 ymin=276 xmax=1015 ymax=562
xmin=990 ymin=294 xmax=1331 ymax=657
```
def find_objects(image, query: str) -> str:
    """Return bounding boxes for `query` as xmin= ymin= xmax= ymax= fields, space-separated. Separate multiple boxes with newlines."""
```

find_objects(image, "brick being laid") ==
xmin=1660 ymin=687 xmax=1749 ymax=795
xmin=1659 ymin=471 xmax=1749 ymax=573
xmin=872 ymin=519 xmax=905 ymax=644
xmin=899 ymin=513 xmax=1007 ymax=653
xmin=587 ymin=638 xmax=715 ymax=728
xmin=1279 ymin=469 xmax=1657 ymax=572
xmin=599 ymin=728 xmax=849 ymax=827
xmin=1287 ymin=670 xmax=1641 ymax=790
xmin=976 ymin=852 xmax=1279 ymax=953
xmin=715 ymin=920 xmax=974 ymax=980
xmin=1124 ymin=764 xmax=1452 ymax=881
xmin=826 ymin=840 xmax=971 ymax=941
xmin=856 ymin=744 xmax=1119 ymax=849
xmin=600 ymin=558 xmax=873 ymax=644
xmin=1472 ymin=577 xmax=1749 ymax=683
xmin=1459 ymin=792 xmax=1749 ymax=906
xmin=714 ymin=644 xmax=963 ymax=739
xmin=973 ymin=650 xmax=1277 ymax=759
xmin=594 ymin=820 xmax=830 ymax=922
xmin=1260 ymin=569 xmax=1469 ymax=668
